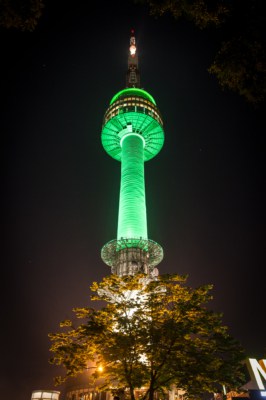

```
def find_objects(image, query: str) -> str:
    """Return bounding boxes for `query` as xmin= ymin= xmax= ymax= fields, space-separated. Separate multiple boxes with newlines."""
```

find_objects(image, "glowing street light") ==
xmin=85 ymin=365 xmax=104 ymax=373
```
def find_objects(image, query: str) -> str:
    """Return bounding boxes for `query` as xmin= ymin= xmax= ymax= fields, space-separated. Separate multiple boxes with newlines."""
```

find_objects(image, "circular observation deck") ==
xmin=101 ymin=238 xmax=163 ymax=273
xmin=101 ymin=88 xmax=164 ymax=162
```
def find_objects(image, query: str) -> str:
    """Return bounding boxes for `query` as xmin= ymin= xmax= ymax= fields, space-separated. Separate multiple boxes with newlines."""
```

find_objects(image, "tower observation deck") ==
xmin=101 ymin=30 xmax=164 ymax=277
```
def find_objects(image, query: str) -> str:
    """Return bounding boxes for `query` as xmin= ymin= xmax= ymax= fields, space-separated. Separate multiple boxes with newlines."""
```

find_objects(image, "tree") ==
xmin=138 ymin=0 xmax=266 ymax=105
xmin=0 ymin=0 xmax=44 ymax=31
xmin=208 ymin=31 xmax=266 ymax=104
xmin=49 ymin=274 xmax=246 ymax=400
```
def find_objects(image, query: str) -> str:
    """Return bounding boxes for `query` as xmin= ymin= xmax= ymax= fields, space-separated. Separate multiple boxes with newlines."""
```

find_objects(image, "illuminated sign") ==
xmin=248 ymin=359 xmax=266 ymax=390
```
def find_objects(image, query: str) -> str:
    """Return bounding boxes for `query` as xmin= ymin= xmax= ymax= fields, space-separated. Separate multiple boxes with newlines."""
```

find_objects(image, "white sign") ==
xmin=248 ymin=358 xmax=266 ymax=390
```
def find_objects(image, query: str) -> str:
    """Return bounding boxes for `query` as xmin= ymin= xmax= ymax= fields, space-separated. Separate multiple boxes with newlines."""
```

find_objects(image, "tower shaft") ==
xmin=118 ymin=134 xmax=147 ymax=240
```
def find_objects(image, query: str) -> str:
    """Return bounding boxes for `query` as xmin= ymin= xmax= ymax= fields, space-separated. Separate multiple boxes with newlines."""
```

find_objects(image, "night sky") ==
xmin=2 ymin=1 xmax=265 ymax=399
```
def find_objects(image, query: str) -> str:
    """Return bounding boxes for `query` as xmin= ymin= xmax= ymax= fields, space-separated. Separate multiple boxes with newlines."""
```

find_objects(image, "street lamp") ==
xmin=84 ymin=365 xmax=104 ymax=400
xmin=85 ymin=365 xmax=103 ymax=373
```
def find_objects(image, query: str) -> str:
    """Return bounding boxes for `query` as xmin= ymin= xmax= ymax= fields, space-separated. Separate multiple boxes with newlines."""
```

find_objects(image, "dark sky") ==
xmin=2 ymin=1 xmax=265 ymax=399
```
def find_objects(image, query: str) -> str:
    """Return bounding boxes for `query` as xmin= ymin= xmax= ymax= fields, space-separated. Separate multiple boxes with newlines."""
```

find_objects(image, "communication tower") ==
xmin=101 ymin=30 xmax=164 ymax=277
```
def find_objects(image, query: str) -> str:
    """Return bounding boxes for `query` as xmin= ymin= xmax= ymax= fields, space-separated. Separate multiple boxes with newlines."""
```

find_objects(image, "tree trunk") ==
xmin=148 ymin=387 xmax=155 ymax=400
xmin=129 ymin=384 xmax=136 ymax=400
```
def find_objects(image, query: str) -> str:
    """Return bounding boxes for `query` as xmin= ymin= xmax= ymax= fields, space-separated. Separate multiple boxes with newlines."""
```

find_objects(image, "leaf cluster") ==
xmin=49 ymin=273 xmax=246 ymax=399
xmin=0 ymin=0 xmax=44 ymax=31
xmin=137 ymin=0 xmax=266 ymax=104
xmin=139 ymin=0 xmax=230 ymax=28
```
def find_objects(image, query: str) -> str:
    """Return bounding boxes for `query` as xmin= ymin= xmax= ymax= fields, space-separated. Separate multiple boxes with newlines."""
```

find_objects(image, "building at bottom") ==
xmin=31 ymin=390 xmax=60 ymax=400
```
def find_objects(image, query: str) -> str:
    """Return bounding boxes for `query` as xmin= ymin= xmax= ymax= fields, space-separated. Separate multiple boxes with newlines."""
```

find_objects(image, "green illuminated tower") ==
xmin=101 ymin=30 xmax=164 ymax=277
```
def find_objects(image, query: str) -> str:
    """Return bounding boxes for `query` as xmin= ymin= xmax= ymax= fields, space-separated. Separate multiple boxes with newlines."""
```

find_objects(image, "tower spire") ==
xmin=126 ymin=29 xmax=140 ymax=88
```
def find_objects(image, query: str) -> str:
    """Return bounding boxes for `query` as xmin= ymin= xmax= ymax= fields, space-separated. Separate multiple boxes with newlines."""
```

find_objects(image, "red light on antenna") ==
xmin=131 ymin=29 xmax=134 ymax=34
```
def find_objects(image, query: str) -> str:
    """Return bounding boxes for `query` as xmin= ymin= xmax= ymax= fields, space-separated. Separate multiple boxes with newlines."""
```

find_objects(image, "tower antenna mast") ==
xmin=126 ymin=29 xmax=140 ymax=88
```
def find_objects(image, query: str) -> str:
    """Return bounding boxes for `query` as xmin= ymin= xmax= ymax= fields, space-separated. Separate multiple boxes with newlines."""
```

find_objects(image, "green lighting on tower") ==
xmin=110 ymin=88 xmax=157 ymax=106
xmin=101 ymin=30 xmax=164 ymax=276
xmin=118 ymin=133 xmax=147 ymax=240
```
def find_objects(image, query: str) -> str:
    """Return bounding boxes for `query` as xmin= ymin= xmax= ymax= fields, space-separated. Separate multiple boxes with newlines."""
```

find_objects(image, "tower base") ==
xmin=101 ymin=238 xmax=163 ymax=276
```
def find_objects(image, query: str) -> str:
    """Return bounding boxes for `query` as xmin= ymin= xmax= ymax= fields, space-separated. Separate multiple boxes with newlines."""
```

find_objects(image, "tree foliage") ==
xmin=49 ymin=274 xmax=246 ymax=400
xmin=138 ymin=0 xmax=266 ymax=105
xmin=138 ymin=0 xmax=230 ymax=28
xmin=209 ymin=31 xmax=266 ymax=105
xmin=0 ymin=0 xmax=44 ymax=31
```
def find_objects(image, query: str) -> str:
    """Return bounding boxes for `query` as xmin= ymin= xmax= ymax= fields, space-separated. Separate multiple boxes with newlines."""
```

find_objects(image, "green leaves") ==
xmin=49 ymin=273 xmax=246 ymax=398
xmin=209 ymin=36 xmax=266 ymax=105
xmin=141 ymin=0 xmax=266 ymax=104
xmin=0 ymin=0 xmax=44 ymax=31
xmin=139 ymin=0 xmax=230 ymax=28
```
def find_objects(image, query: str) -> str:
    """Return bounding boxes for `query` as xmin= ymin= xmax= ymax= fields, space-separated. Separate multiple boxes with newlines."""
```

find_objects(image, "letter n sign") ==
xmin=248 ymin=359 xmax=266 ymax=390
